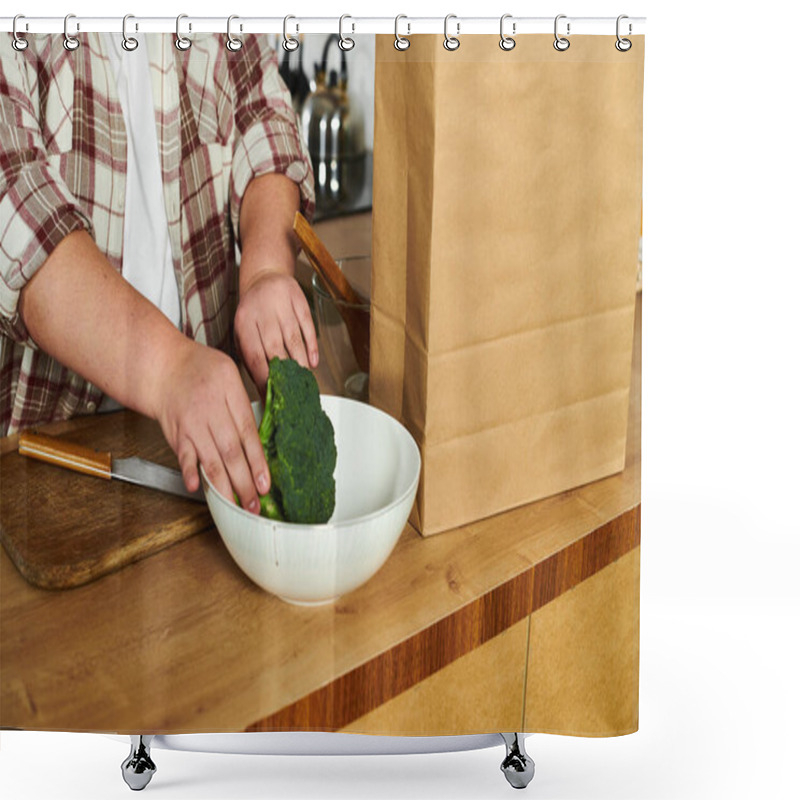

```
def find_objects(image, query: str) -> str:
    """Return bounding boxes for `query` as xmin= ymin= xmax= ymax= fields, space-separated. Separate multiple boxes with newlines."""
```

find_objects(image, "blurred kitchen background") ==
xmin=271 ymin=33 xmax=375 ymax=221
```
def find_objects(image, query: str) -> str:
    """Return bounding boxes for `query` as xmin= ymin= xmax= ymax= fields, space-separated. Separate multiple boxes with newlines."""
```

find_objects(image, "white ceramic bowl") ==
xmin=201 ymin=396 xmax=420 ymax=606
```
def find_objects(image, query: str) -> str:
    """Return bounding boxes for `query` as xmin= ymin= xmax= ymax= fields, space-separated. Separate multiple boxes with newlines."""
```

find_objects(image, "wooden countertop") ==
xmin=0 ymin=214 xmax=641 ymax=734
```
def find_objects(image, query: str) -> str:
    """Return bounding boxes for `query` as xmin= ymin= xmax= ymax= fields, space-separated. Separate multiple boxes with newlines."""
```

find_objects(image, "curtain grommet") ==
xmin=338 ymin=14 xmax=355 ymax=51
xmin=499 ymin=14 xmax=516 ymax=51
xmin=394 ymin=15 xmax=411 ymax=51
xmin=175 ymin=13 xmax=192 ymax=51
xmin=12 ymin=14 xmax=29 ymax=51
xmin=121 ymin=14 xmax=139 ymax=52
xmin=443 ymin=14 xmax=460 ymax=51
xmin=63 ymin=14 xmax=80 ymax=51
xmin=226 ymin=15 xmax=243 ymax=52
xmin=554 ymin=14 xmax=570 ymax=51
xmin=615 ymin=14 xmax=632 ymax=51
xmin=282 ymin=15 xmax=299 ymax=52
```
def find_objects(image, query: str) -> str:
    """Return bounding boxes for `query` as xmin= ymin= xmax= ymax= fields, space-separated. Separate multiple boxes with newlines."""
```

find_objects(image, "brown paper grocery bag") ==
xmin=371 ymin=35 xmax=644 ymax=536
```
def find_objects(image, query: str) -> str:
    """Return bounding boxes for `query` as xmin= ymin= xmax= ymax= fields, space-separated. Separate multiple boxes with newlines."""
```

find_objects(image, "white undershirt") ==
xmin=99 ymin=36 xmax=181 ymax=413
xmin=105 ymin=34 xmax=181 ymax=329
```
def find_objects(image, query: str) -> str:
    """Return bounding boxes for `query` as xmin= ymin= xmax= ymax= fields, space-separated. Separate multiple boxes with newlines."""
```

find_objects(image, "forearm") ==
xmin=18 ymin=230 xmax=188 ymax=419
xmin=238 ymin=173 xmax=301 ymax=294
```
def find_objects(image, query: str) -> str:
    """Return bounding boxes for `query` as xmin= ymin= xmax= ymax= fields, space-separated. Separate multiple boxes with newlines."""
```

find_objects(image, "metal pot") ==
xmin=301 ymin=34 xmax=367 ymax=215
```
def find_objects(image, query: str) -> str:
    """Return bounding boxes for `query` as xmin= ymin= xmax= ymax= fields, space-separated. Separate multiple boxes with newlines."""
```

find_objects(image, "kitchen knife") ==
xmin=17 ymin=431 xmax=205 ymax=502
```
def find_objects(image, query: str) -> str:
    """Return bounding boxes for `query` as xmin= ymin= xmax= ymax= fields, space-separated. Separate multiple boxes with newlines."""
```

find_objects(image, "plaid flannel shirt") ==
xmin=0 ymin=33 xmax=314 ymax=434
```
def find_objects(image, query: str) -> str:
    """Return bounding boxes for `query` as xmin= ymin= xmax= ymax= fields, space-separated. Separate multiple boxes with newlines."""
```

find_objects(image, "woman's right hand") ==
xmin=16 ymin=231 xmax=267 ymax=512
xmin=154 ymin=339 xmax=270 ymax=514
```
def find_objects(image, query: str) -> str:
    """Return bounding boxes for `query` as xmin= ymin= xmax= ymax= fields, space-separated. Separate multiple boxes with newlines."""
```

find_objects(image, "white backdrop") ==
xmin=2 ymin=1 xmax=798 ymax=799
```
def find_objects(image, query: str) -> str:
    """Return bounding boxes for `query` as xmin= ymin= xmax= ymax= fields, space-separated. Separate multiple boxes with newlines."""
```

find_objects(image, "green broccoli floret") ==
xmin=257 ymin=357 xmax=336 ymax=524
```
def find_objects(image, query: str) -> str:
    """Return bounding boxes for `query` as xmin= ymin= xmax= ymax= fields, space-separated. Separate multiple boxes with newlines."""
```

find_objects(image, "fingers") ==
xmin=194 ymin=427 xmax=236 ymax=508
xmin=178 ymin=438 xmax=200 ymax=494
xmin=279 ymin=313 xmax=309 ymax=368
xmin=208 ymin=364 xmax=258 ymax=511
xmin=177 ymin=399 xmax=260 ymax=514
xmin=275 ymin=286 xmax=318 ymax=369
xmin=292 ymin=289 xmax=319 ymax=368
xmin=228 ymin=392 xmax=271 ymax=497
xmin=159 ymin=343 xmax=271 ymax=516
xmin=208 ymin=420 xmax=262 ymax=513
xmin=188 ymin=418 xmax=267 ymax=516
xmin=206 ymin=383 xmax=270 ymax=513
xmin=238 ymin=274 xmax=320 ymax=377
xmin=258 ymin=317 xmax=288 ymax=364
xmin=240 ymin=322 xmax=270 ymax=395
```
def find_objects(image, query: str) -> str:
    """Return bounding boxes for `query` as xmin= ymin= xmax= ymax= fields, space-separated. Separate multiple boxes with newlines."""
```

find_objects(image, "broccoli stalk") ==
xmin=257 ymin=358 xmax=336 ymax=524
xmin=259 ymin=493 xmax=284 ymax=521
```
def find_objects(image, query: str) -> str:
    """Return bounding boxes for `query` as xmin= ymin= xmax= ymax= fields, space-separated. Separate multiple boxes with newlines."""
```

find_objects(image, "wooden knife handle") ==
xmin=18 ymin=431 xmax=112 ymax=479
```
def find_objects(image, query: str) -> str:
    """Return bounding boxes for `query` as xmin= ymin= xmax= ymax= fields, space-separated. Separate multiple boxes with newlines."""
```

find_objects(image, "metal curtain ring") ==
xmin=499 ymin=14 xmax=516 ymax=51
xmin=338 ymin=14 xmax=355 ymax=51
xmin=12 ymin=14 xmax=28 ymax=51
xmin=443 ymin=14 xmax=460 ymax=51
xmin=282 ymin=15 xmax=299 ymax=52
xmin=226 ymin=15 xmax=243 ymax=52
xmin=121 ymin=14 xmax=139 ymax=51
xmin=175 ymin=13 xmax=192 ymax=51
xmin=553 ymin=14 xmax=570 ymax=51
xmin=63 ymin=14 xmax=80 ymax=51
xmin=394 ymin=15 xmax=410 ymax=51
xmin=616 ymin=14 xmax=632 ymax=51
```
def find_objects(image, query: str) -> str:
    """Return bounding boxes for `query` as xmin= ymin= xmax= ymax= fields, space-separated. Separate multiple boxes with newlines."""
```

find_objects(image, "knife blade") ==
xmin=109 ymin=457 xmax=204 ymax=501
xmin=18 ymin=431 xmax=205 ymax=502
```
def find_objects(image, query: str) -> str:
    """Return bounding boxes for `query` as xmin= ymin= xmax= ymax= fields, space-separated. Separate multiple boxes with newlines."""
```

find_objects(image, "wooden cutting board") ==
xmin=0 ymin=410 xmax=213 ymax=590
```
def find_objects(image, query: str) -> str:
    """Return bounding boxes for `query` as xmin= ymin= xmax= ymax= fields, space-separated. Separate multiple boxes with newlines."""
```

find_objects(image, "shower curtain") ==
xmin=0 ymin=23 xmax=643 ymax=748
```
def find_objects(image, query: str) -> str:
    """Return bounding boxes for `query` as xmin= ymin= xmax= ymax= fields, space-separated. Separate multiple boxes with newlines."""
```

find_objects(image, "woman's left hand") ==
xmin=234 ymin=271 xmax=319 ymax=395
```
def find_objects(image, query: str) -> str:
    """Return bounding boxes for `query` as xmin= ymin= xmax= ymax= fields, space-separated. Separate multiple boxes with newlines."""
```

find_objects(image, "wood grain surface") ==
xmin=0 ymin=209 xmax=356 ymax=592
xmin=0 ymin=215 xmax=641 ymax=735
xmin=342 ymin=618 xmax=530 ymax=735
xmin=246 ymin=506 xmax=639 ymax=732
xmin=0 ymin=413 xmax=212 ymax=589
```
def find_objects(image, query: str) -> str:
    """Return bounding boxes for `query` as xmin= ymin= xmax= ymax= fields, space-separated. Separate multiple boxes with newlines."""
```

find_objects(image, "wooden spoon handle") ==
xmin=293 ymin=212 xmax=363 ymax=306
xmin=18 ymin=431 xmax=112 ymax=479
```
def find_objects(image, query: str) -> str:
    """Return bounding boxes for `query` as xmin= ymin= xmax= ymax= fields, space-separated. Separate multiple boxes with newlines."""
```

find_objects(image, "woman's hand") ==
xmin=234 ymin=271 xmax=318 ymax=396
xmin=17 ymin=231 xmax=269 ymax=514
xmin=154 ymin=338 xmax=270 ymax=514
